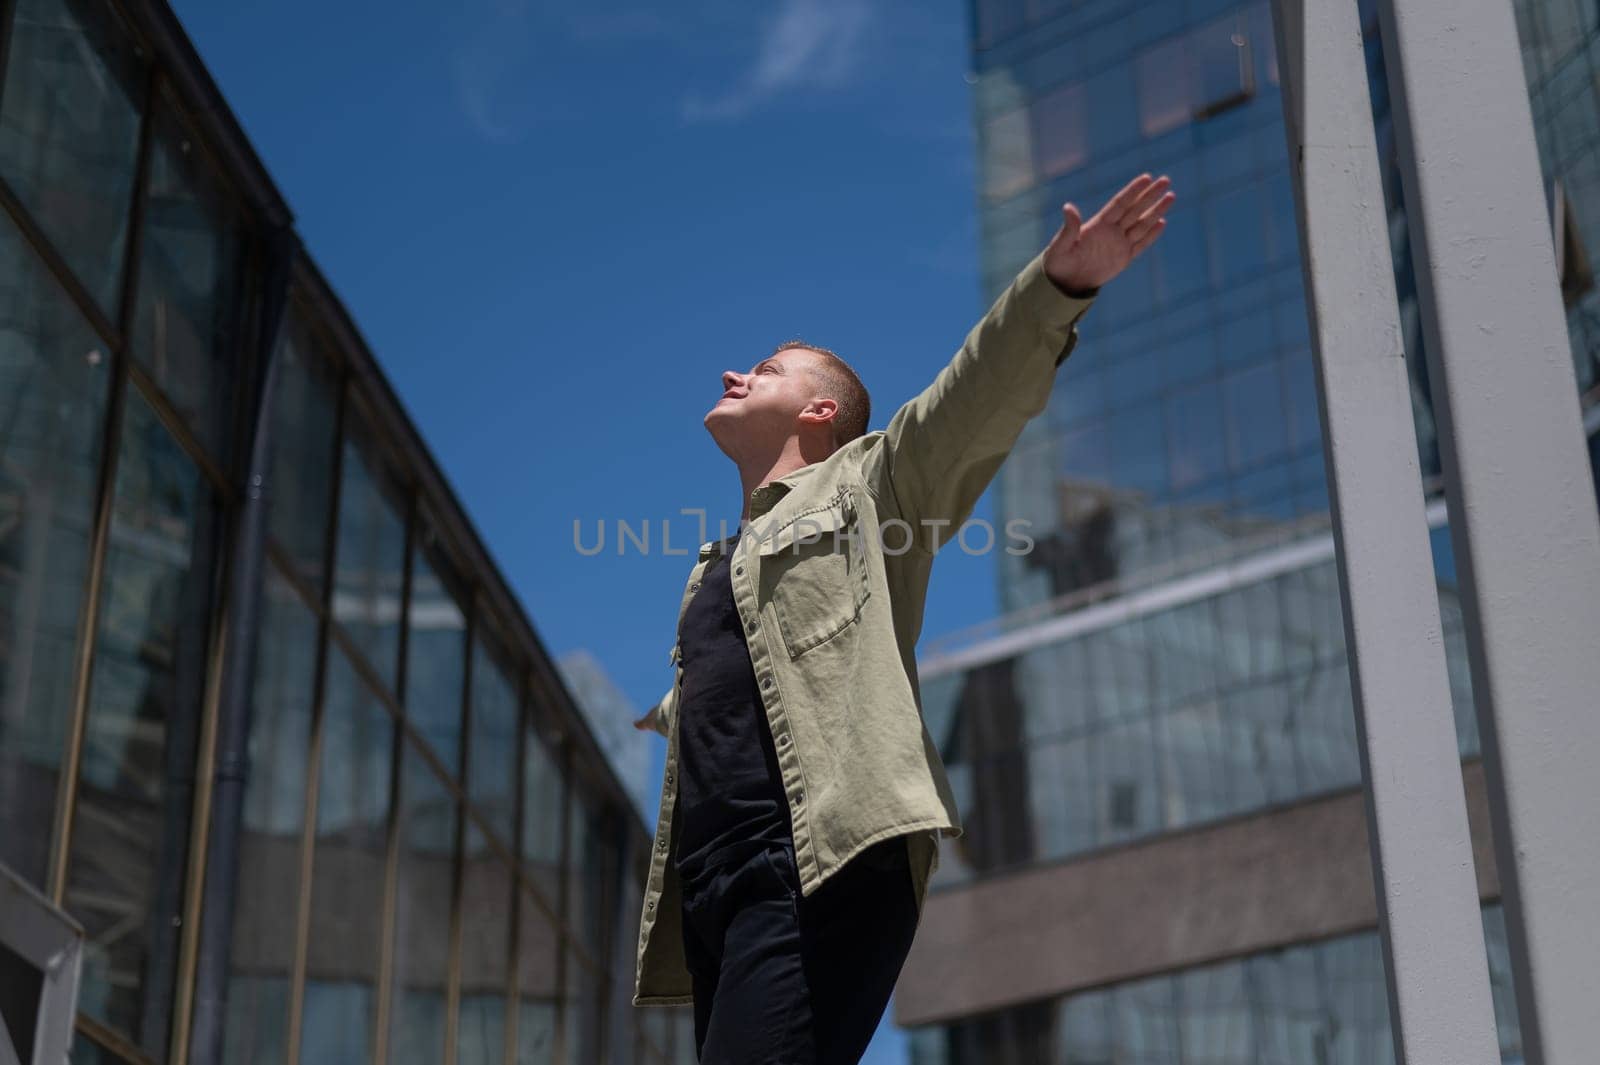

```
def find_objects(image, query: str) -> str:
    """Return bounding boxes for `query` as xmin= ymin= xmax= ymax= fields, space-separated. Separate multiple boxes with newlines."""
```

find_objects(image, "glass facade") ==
xmin=1514 ymin=0 xmax=1600 ymax=402
xmin=912 ymin=0 xmax=1600 ymax=1056
xmin=909 ymin=907 xmax=1524 ymax=1065
xmin=972 ymin=0 xmax=1331 ymax=617
xmin=0 ymin=0 xmax=695 ymax=1061
xmin=921 ymin=527 xmax=1475 ymax=888
xmin=948 ymin=0 xmax=1478 ymax=888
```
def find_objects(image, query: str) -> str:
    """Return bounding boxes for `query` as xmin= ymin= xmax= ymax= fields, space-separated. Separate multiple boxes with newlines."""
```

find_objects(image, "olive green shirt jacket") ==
xmin=633 ymin=250 xmax=1094 ymax=1005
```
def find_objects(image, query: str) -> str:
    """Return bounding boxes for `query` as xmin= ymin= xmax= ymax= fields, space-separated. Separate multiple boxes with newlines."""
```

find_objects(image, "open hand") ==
xmin=1043 ymin=173 xmax=1175 ymax=295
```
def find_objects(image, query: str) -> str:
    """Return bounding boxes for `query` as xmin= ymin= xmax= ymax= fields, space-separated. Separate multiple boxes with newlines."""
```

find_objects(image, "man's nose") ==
xmin=722 ymin=370 xmax=743 ymax=391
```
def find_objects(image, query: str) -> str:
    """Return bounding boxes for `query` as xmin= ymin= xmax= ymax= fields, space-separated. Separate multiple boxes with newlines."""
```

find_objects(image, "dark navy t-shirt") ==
xmin=671 ymin=535 xmax=793 ymax=879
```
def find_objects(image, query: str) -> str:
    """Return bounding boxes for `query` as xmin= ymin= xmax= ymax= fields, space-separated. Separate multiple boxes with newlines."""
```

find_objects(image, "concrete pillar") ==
xmin=1373 ymin=0 xmax=1600 ymax=1060
xmin=1269 ymin=1 xmax=1501 ymax=1061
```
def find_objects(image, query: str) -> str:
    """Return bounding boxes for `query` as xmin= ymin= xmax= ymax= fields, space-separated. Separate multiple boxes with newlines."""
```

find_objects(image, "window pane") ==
xmin=457 ymin=838 xmax=511 ymax=1065
xmin=0 ymin=0 xmax=143 ymax=313
xmin=975 ymin=0 xmax=1025 ymax=47
xmin=268 ymin=317 xmax=339 ymax=591
xmin=68 ymin=386 xmax=221 ymax=1058
xmin=1027 ymin=736 xmax=1095 ymax=860
xmin=0 ymin=212 xmax=109 ymax=889
xmin=1085 ymin=62 xmax=1140 ymax=161
xmin=1111 ymin=973 xmax=1181 ymax=1059
xmin=1148 ymin=599 xmax=1218 ymax=706
xmin=1282 ymin=348 xmax=1323 ymax=452
xmin=1223 ymin=360 xmax=1290 ymax=470
xmin=129 ymin=99 xmax=247 ymax=462
xmin=1265 ymin=168 xmax=1300 ymax=263
xmin=607 ymin=858 xmax=645 ymax=1065
xmin=1207 ymin=179 xmax=1268 ymax=285
xmin=1176 ymin=960 xmax=1254 ymax=1062
xmin=224 ymin=568 xmax=317 ymax=1065
xmin=1165 ymin=379 xmax=1227 ymax=490
xmin=1218 ymin=306 xmax=1274 ymax=368
xmin=981 ymin=108 xmax=1033 ymax=203
xmin=522 ymin=725 xmax=563 ymax=903
xmin=1094 ymin=717 xmax=1160 ymax=846
xmin=566 ymin=789 xmax=609 ymax=956
xmin=1137 ymin=35 xmax=1190 ymax=138
xmin=1153 ymin=202 xmax=1209 ymax=304
xmin=302 ymin=646 xmax=392 ymax=1065
xmin=301 ymin=982 xmax=375 ymax=1065
xmin=1107 ymin=399 xmax=1169 ymax=497
xmin=333 ymin=410 xmax=406 ymax=689
xmin=1191 ymin=13 xmax=1253 ymax=117
xmin=1293 ymin=663 xmax=1360 ymax=796
xmin=515 ymin=887 xmax=560 ymax=1065
xmin=457 ymin=992 xmax=505 ymax=1065
xmin=1319 ymin=934 xmax=1396 ymax=1064
xmin=390 ymin=743 xmax=456 ymax=1065
xmin=406 ymin=531 xmax=466 ymax=769
xmin=468 ymin=634 xmax=519 ymax=843
xmin=1029 ymin=81 xmax=1087 ymax=179
xmin=563 ymin=952 xmax=602 ymax=1065
xmin=1059 ymin=416 xmax=1111 ymax=485
xmin=1251 ymin=942 xmax=1324 ymax=1061
xmin=1057 ymin=988 xmax=1114 ymax=1063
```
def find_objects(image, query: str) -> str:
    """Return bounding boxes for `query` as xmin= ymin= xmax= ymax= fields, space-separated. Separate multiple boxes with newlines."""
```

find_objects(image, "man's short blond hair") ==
xmin=770 ymin=339 xmax=871 ymax=447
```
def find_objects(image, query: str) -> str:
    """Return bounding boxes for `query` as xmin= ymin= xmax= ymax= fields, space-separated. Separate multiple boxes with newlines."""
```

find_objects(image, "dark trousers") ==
xmin=678 ymin=834 xmax=920 ymax=1064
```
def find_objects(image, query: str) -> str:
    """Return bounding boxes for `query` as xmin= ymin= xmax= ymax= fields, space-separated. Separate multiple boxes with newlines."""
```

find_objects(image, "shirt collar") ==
xmin=749 ymin=462 xmax=818 ymax=517
xmin=696 ymin=463 xmax=821 ymax=558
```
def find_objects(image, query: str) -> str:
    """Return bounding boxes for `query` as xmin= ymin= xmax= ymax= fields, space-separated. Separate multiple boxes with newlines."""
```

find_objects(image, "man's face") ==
xmin=704 ymin=347 xmax=829 ymax=449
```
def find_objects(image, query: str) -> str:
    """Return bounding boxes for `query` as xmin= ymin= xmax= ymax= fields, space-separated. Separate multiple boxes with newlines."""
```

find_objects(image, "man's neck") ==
xmin=735 ymin=438 xmax=828 ymax=521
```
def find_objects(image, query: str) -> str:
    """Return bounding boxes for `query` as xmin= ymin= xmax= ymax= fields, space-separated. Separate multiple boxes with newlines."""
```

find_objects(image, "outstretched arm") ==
xmin=868 ymin=174 xmax=1174 ymax=553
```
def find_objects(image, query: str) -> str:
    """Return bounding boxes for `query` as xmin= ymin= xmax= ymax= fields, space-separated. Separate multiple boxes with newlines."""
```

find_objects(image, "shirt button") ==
xmin=776 ymin=733 xmax=790 ymax=747
xmin=647 ymin=900 xmax=655 ymax=911
xmin=690 ymin=581 xmax=700 ymax=591
xmin=746 ymin=620 xmax=758 ymax=634
xmin=657 ymin=840 xmax=668 ymax=853
xmin=760 ymin=677 xmax=772 ymax=690
xmin=793 ymin=790 xmax=805 ymax=806
xmin=735 ymin=566 xmax=745 ymax=576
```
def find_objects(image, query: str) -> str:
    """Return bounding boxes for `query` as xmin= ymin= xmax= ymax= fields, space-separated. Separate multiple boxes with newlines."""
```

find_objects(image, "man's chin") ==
xmin=703 ymin=410 xmax=741 ymax=455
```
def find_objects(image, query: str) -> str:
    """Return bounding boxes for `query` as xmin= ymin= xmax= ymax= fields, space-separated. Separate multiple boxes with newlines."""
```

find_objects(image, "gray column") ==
xmin=1373 ymin=0 xmax=1600 ymax=1061
xmin=1269 ymin=2 xmax=1501 ymax=1063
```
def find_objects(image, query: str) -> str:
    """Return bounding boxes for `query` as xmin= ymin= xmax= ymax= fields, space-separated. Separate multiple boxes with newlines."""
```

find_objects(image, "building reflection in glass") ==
xmin=908 ymin=907 xmax=1523 ymax=1065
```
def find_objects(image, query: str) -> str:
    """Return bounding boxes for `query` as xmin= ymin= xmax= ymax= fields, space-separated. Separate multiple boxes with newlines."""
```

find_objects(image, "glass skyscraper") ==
xmin=897 ymin=0 xmax=1599 ymax=1060
xmin=0 ymin=0 xmax=694 ymax=1061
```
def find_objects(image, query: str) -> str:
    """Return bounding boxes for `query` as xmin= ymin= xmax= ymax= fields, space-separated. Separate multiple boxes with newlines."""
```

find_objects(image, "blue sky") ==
xmin=174 ymin=1 xmax=1004 ymax=1058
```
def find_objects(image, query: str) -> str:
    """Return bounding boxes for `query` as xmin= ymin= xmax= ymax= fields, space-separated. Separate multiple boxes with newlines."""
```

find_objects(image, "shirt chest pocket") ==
xmin=755 ymin=491 xmax=871 ymax=658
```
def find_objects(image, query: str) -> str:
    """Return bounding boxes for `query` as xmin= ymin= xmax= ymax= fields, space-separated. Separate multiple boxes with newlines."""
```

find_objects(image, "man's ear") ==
xmin=799 ymin=398 xmax=839 ymax=429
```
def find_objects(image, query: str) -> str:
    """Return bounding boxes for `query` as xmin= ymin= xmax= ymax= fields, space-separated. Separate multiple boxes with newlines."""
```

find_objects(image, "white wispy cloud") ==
xmin=452 ymin=0 xmax=592 ymax=144
xmin=682 ymin=0 xmax=873 ymax=123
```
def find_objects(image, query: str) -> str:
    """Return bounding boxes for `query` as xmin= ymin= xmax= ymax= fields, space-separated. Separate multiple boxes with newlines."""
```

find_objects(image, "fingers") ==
xmin=1060 ymin=203 xmax=1082 ymax=244
xmin=1116 ymin=176 xmax=1172 ymax=228
xmin=1130 ymin=190 xmax=1177 ymax=232
xmin=1105 ymin=173 xmax=1156 ymax=223
xmin=1130 ymin=217 xmax=1167 ymax=256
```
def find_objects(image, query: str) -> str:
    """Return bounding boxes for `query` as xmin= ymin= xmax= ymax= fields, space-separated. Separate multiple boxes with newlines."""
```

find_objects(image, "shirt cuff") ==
xmin=1013 ymin=251 xmax=1096 ymax=339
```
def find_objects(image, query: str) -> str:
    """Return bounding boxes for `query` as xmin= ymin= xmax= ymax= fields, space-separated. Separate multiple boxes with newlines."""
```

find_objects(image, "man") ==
xmin=631 ymin=174 xmax=1175 ymax=1063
